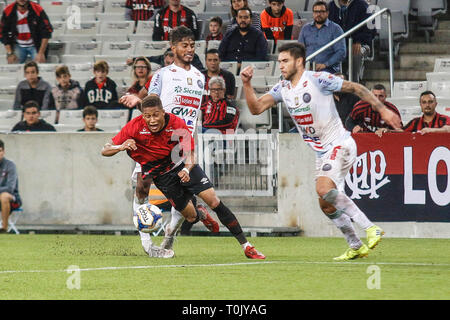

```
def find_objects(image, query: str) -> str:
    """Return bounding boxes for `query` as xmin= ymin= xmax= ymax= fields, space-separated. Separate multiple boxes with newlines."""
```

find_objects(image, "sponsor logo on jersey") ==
xmin=318 ymin=79 xmax=332 ymax=86
xmin=172 ymin=106 xmax=198 ymax=117
xmin=197 ymin=79 xmax=203 ymax=89
xmin=293 ymin=114 xmax=313 ymax=125
xmin=174 ymin=85 xmax=183 ymax=93
xmin=174 ymin=95 xmax=201 ymax=108
xmin=140 ymin=127 xmax=152 ymax=135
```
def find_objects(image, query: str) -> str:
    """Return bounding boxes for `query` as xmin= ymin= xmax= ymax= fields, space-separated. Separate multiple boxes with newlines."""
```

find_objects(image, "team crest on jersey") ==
xmin=294 ymin=96 xmax=300 ymax=106
xmin=303 ymin=92 xmax=311 ymax=103
xmin=197 ymin=80 xmax=203 ymax=89
xmin=187 ymin=77 xmax=192 ymax=85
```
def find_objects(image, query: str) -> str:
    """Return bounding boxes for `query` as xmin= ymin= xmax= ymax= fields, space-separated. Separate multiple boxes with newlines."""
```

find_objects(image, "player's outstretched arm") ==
xmin=119 ymin=94 xmax=142 ymax=109
xmin=101 ymin=139 xmax=137 ymax=157
xmin=340 ymin=80 xmax=402 ymax=130
xmin=240 ymin=66 xmax=276 ymax=115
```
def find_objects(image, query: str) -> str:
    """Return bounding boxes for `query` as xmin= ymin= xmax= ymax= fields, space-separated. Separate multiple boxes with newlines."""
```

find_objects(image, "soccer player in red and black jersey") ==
xmin=102 ymin=95 xmax=265 ymax=259
xmin=345 ymin=84 xmax=403 ymax=135
xmin=403 ymin=91 xmax=450 ymax=134
xmin=152 ymin=0 xmax=199 ymax=41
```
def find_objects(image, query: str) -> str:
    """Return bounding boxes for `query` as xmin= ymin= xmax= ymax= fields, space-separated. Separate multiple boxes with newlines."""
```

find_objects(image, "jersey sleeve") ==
xmin=111 ymin=122 xmax=133 ymax=145
xmin=268 ymin=82 xmax=283 ymax=103
xmin=309 ymin=72 xmax=344 ymax=95
xmin=147 ymin=69 xmax=163 ymax=95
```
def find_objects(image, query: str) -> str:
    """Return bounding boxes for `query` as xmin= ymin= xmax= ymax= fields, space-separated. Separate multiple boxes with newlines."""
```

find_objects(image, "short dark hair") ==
xmin=210 ymin=16 xmax=223 ymax=26
xmin=206 ymin=48 xmax=220 ymax=56
xmin=55 ymin=65 xmax=71 ymax=78
xmin=0 ymin=139 xmax=4 ymax=150
xmin=24 ymin=61 xmax=39 ymax=74
xmin=170 ymin=26 xmax=195 ymax=45
xmin=236 ymin=7 xmax=252 ymax=18
xmin=94 ymin=60 xmax=109 ymax=73
xmin=23 ymin=100 xmax=40 ymax=112
xmin=141 ymin=95 xmax=163 ymax=111
xmin=269 ymin=0 xmax=285 ymax=3
xmin=420 ymin=90 xmax=436 ymax=99
xmin=83 ymin=105 xmax=98 ymax=118
xmin=372 ymin=84 xmax=386 ymax=92
xmin=278 ymin=42 xmax=306 ymax=66
xmin=313 ymin=1 xmax=329 ymax=11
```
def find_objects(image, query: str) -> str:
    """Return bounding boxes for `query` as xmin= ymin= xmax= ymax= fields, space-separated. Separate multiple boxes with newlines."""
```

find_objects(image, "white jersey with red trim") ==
xmin=268 ymin=70 xmax=350 ymax=155
xmin=147 ymin=63 xmax=205 ymax=135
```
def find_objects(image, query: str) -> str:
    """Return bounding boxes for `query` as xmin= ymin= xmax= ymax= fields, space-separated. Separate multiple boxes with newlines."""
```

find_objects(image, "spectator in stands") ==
xmin=13 ymin=61 xmax=53 ymax=110
xmin=345 ymin=84 xmax=402 ymax=135
xmin=227 ymin=0 xmax=262 ymax=32
xmin=203 ymin=49 xmax=236 ymax=100
xmin=403 ymin=91 xmax=450 ymax=134
xmin=125 ymin=0 xmax=165 ymax=32
xmin=200 ymin=76 xmax=239 ymax=133
xmin=328 ymin=0 xmax=375 ymax=82
xmin=127 ymin=56 xmax=153 ymax=99
xmin=84 ymin=60 xmax=121 ymax=110
xmin=219 ymin=8 xmax=268 ymax=64
xmin=152 ymin=0 xmax=199 ymax=41
xmin=333 ymin=72 xmax=360 ymax=125
xmin=11 ymin=100 xmax=56 ymax=132
xmin=0 ymin=0 xmax=53 ymax=64
xmin=260 ymin=0 xmax=294 ymax=43
xmin=77 ymin=105 xmax=103 ymax=132
xmin=298 ymin=1 xmax=346 ymax=73
xmin=51 ymin=65 xmax=84 ymax=123
xmin=0 ymin=139 xmax=21 ymax=233
xmin=127 ymin=48 xmax=204 ymax=71
xmin=206 ymin=16 xmax=224 ymax=42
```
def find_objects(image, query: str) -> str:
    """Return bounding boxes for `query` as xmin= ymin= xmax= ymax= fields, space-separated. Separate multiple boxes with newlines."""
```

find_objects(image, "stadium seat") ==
xmin=101 ymin=41 xmax=136 ymax=56
xmin=58 ymin=109 xmax=84 ymax=125
xmin=220 ymin=61 xmax=239 ymax=75
xmin=0 ymin=87 xmax=16 ymax=100
xmin=247 ymin=0 xmax=267 ymax=12
xmin=0 ymin=110 xmax=22 ymax=131
xmin=0 ymin=77 xmax=17 ymax=87
xmin=135 ymin=21 xmax=155 ymax=35
xmin=0 ymin=99 xmax=15 ymax=111
xmin=274 ymin=39 xmax=298 ymax=53
xmin=64 ymin=21 xmax=99 ymax=35
xmin=181 ymin=0 xmax=206 ymax=14
xmin=397 ymin=106 xmax=423 ymax=124
xmin=410 ymin=0 xmax=447 ymax=39
xmin=266 ymin=39 xmax=275 ymax=55
xmin=436 ymin=104 xmax=450 ymax=116
xmin=94 ymin=55 xmax=128 ymax=64
xmin=205 ymin=0 xmax=230 ymax=13
xmin=134 ymin=41 xmax=170 ymax=56
xmin=131 ymin=108 xmax=141 ymax=119
xmin=377 ymin=0 xmax=410 ymax=38
xmin=195 ymin=40 xmax=207 ymax=55
xmin=108 ymin=64 xmax=132 ymax=80
xmin=72 ymin=0 xmax=103 ymax=14
xmin=265 ymin=75 xmax=280 ymax=86
xmin=97 ymin=109 xmax=129 ymax=128
xmin=61 ymin=55 xmax=95 ymax=64
xmin=428 ymin=81 xmax=450 ymax=98
xmin=51 ymin=21 xmax=66 ymax=37
xmin=96 ymin=12 xmax=127 ymax=21
xmin=99 ymin=21 xmax=135 ymax=35
xmin=426 ymin=72 xmax=450 ymax=84
xmin=285 ymin=0 xmax=307 ymax=12
xmin=39 ymin=0 xmax=71 ymax=15
xmin=103 ymin=0 xmax=128 ymax=13
xmin=95 ymin=34 xmax=129 ymax=42
xmin=433 ymin=58 xmax=450 ymax=72
xmin=65 ymin=41 xmax=102 ymax=56
xmin=392 ymin=81 xmax=427 ymax=97
xmin=236 ymin=99 xmax=272 ymax=130
xmin=207 ymin=40 xmax=221 ymax=51
xmin=388 ymin=96 xmax=418 ymax=108
xmin=39 ymin=110 xmax=58 ymax=125
xmin=241 ymin=61 xmax=275 ymax=77
xmin=53 ymin=124 xmax=81 ymax=132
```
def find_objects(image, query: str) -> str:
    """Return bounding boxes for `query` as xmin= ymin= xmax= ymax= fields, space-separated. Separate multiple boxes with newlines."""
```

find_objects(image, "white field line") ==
xmin=1 ymin=260 xmax=449 ymax=275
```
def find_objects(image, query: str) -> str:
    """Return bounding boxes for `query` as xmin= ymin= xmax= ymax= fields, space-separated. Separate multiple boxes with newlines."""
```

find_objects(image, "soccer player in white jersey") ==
xmin=120 ymin=26 xmax=265 ymax=260
xmin=241 ymin=42 xmax=402 ymax=261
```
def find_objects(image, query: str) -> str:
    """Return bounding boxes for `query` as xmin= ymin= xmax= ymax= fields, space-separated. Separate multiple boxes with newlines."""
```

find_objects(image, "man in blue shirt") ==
xmin=219 ymin=7 xmax=268 ymax=64
xmin=298 ymin=0 xmax=346 ymax=74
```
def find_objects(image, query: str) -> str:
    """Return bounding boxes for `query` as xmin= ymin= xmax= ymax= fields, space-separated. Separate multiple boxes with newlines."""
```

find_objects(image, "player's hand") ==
xmin=379 ymin=108 xmax=402 ymax=130
xmin=240 ymin=65 xmax=254 ymax=84
xmin=121 ymin=139 xmax=137 ymax=151
xmin=178 ymin=168 xmax=190 ymax=183
xmin=119 ymin=94 xmax=141 ymax=108
xmin=352 ymin=125 xmax=363 ymax=133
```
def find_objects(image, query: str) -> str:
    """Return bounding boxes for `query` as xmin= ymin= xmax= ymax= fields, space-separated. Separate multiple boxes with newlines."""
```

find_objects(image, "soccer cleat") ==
xmin=244 ymin=246 xmax=266 ymax=260
xmin=333 ymin=244 xmax=369 ymax=261
xmin=197 ymin=204 xmax=220 ymax=233
xmin=147 ymin=245 xmax=175 ymax=258
xmin=366 ymin=225 xmax=385 ymax=249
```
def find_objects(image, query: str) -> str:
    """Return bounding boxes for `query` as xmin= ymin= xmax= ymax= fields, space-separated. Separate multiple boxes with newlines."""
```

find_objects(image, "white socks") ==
xmin=167 ymin=206 xmax=185 ymax=236
xmin=327 ymin=210 xmax=363 ymax=250
xmin=134 ymin=195 xmax=152 ymax=249
xmin=323 ymin=189 xmax=374 ymax=230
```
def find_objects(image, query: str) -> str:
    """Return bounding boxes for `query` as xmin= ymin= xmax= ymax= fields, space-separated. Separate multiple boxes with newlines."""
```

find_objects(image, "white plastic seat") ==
xmin=433 ymin=58 xmax=450 ymax=73
xmin=205 ymin=0 xmax=230 ymax=13
xmin=219 ymin=61 xmax=238 ymax=75
xmin=240 ymin=61 xmax=275 ymax=77
xmin=236 ymin=99 xmax=272 ymax=130
xmin=195 ymin=40 xmax=207 ymax=55
xmin=65 ymin=41 xmax=102 ymax=55
xmin=99 ymin=21 xmax=134 ymax=35
xmin=39 ymin=110 xmax=58 ymax=124
xmin=206 ymin=40 xmax=221 ymax=51
xmin=97 ymin=109 xmax=129 ymax=127
xmin=428 ymin=81 xmax=450 ymax=98
xmin=58 ymin=109 xmax=84 ymax=125
xmin=0 ymin=110 xmax=22 ymax=131
xmin=101 ymin=41 xmax=136 ymax=56
xmin=96 ymin=12 xmax=127 ymax=21
xmin=103 ymin=0 xmax=128 ymax=13
xmin=181 ymin=0 xmax=205 ymax=14
xmin=0 ymin=87 xmax=16 ymax=100
xmin=39 ymin=0 xmax=71 ymax=14
xmin=64 ymin=21 xmax=99 ymax=35
xmin=61 ymin=55 xmax=95 ymax=63
xmin=135 ymin=21 xmax=155 ymax=34
xmin=392 ymin=81 xmax=427 ymax=98
xmin=54 ymin=124 xmax=81 ymax=132
xmin=134 ymin=41 xmax=171 ymax=56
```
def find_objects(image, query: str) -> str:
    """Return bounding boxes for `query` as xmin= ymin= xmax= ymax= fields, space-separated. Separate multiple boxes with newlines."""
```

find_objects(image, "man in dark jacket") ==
xmin=219 ymin=7 xmax=268 ymax=63
xmin=11 ymin=100 xmax=56 ymax=132
xmin=0 ymin=0 xmax=53 ymax=64
xmin=328 ymin=0 xmax=375 ymax=82
xmin=0 ymin=139 xmax=21 ymax=233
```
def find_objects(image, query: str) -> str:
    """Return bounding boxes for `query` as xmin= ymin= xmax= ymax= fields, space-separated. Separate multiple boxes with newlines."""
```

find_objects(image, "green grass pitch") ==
xmin=0 ymin=234 xmax=449 ymax=300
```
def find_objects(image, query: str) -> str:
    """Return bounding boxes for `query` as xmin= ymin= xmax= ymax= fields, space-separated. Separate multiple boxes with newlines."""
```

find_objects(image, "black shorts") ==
xmin=153 ymin=164 xmax=213 ymax=212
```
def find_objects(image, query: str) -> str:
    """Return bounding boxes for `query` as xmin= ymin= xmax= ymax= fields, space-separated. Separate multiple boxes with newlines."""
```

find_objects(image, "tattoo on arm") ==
xmin=340 ymin=81 xmax=384 ymax=112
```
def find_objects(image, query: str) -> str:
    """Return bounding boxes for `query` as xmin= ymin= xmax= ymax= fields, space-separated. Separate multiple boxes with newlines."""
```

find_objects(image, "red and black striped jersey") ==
xmin=200 ymin=97 xmax=240 ymax=133
xmin=348 ymin=100 xmax=402 ymax=132
xmin=152 ymin=5 xmax=199 ymax=41
xmin=126 ymin=0 xmax=165 ymax=21
xmin=206 ymin=33 xmax=223 ymax=41
xmin=403 ymin=112 xmax=450 ymax=132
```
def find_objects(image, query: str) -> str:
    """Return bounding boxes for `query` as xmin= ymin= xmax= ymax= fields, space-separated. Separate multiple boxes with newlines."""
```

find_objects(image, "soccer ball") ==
xmin=133 ymin=203 xmax=163 ymax=233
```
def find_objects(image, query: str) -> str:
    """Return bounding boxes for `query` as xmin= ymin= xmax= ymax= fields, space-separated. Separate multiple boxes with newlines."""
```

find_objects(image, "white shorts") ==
xmin=131 ymin=162 xmax=142 ymax=183
xmin=315 ymin=136 xmax=357 ymax=192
